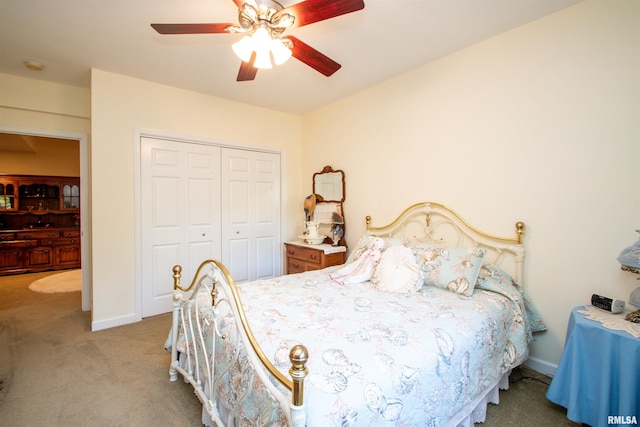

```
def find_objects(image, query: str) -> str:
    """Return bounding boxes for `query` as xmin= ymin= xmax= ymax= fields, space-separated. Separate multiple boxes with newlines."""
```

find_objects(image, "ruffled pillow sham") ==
xmin=371 ymin=245 xmax=423 ymax=294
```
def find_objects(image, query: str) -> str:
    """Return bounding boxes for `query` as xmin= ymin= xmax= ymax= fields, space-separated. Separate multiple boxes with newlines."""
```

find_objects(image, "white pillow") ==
xmin=371 ymin=245 xmax=423 ymax=294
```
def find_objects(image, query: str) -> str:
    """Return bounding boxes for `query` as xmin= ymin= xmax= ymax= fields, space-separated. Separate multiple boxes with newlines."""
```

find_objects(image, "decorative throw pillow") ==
xmin=371 ymin=245 xmax=423 ymax=294
xmin=414 ymin=246 xmax=486 ymax=296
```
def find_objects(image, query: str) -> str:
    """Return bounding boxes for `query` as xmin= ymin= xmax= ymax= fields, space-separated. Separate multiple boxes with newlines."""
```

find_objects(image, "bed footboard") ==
xmin=168 ymin=259 xmax=308 ymax=427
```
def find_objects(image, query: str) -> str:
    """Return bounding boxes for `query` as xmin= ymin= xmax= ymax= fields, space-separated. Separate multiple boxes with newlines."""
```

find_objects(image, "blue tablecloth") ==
xmin=546 ymin=306 xmax=640 ymax=427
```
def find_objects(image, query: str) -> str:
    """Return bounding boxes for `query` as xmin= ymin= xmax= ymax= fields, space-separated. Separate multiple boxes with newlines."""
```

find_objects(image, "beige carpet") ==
xmin=28 ymin=269 xmax=81 ymax=293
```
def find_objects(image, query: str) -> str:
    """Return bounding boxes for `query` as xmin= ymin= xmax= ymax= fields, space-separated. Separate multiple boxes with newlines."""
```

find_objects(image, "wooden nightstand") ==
xmin=284 ymin=241 xmax=346 ymax=274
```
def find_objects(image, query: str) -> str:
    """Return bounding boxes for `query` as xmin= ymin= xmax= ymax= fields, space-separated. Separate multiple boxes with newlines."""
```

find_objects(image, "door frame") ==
xmin=0 ymin=125 xmax=91 ymax=312
xmin=133 ymin=128 xmax=287 ymax=319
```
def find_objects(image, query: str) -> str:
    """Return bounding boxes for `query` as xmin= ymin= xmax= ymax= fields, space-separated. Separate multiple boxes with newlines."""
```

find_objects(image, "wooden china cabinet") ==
xmin=0 ymin=175 xmax=81 ymax=275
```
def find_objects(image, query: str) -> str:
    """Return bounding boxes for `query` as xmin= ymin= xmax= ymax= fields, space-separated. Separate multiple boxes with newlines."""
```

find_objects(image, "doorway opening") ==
xmin=0 ymin=127 xmax=90 ymax=312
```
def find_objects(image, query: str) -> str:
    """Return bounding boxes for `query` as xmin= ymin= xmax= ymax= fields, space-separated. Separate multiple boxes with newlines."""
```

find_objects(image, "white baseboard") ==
xmin=91 ymin=312 xmax=140 ymax=331
xmin=524 ymin=356 xmax=558 ymax=377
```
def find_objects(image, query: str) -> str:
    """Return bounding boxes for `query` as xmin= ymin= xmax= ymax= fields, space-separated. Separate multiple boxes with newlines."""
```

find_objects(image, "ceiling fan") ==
xmin=151 ymin=0 xmax=365 ymax=82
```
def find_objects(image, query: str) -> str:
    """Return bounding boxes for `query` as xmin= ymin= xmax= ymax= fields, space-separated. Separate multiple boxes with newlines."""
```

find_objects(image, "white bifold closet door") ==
xmin=221 ymin=148 xmax=281 ymax=283
xmin=140 ymin=137 xmax=280 ymax=317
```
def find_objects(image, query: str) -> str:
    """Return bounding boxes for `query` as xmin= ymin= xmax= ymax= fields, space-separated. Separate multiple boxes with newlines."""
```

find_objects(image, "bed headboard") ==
xmin=365 ymin=202 xmax=526 ymax=287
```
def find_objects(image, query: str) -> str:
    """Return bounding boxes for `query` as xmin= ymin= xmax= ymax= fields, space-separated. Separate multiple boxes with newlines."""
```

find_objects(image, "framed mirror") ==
xmin=313 ymin=166 xmax=344 ymax=202
xmin=311 ymin=166 xmax=346 ymax=246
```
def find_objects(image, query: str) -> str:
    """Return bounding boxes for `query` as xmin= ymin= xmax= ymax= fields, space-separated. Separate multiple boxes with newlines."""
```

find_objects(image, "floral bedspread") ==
xmin=170 ymin=263 xmax=543 ymax=426
xmin=244 ymin=264 xmax=539 ymax=425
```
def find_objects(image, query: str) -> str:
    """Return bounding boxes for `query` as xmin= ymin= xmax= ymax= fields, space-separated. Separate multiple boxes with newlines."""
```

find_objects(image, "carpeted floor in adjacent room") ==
xmin=0 ymin=270 xmax=578 ymax=426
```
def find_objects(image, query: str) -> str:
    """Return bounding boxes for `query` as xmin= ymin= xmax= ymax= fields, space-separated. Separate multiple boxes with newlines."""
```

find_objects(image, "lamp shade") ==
xmin=253 ymin=49 xmax=272 ymax=69
xmin=271 ymin=38 xmax=292 ymax=65
xmin=232 ymin=36 xmax=254 ymax=63
xmin=618 ymin=229 xmax=640 ymax=274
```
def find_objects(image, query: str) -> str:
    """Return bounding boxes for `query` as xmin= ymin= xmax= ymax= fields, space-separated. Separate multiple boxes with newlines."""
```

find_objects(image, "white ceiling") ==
xmin=0 ymin=0 xmax=580 ymax=115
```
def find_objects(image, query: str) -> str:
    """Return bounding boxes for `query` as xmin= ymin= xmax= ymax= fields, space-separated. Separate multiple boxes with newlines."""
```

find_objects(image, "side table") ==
xmin=546 ymin=306 xmax=640 ymax=427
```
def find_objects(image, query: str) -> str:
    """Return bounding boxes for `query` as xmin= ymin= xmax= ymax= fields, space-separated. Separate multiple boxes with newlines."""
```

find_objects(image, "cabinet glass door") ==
xmin=0 ymin=183 xmax=16 ymax=210
xmin=63 ymin=184 xmax=79 ymax=209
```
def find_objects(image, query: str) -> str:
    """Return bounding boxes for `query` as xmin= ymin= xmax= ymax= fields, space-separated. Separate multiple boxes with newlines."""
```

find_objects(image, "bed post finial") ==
xmin=515 ymin=222 xmax=525 ymax=245
xmin=366 ymin=215 xmax=371 ymax=229
xmin=289 ymin=344 xmax=309 ymax=407
xmin=172 ymin=265 xmax=182 ymax=290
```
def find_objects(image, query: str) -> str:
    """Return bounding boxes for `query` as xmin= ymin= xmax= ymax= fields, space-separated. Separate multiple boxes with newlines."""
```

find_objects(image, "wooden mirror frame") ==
xmin=312 ymin=166 xmax=345 ymax=203
xmin=311 ymin=166 xmax=346 ymax=246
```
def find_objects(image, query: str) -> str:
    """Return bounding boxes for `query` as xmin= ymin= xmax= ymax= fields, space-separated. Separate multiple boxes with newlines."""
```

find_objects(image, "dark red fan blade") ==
xmin=282 ymin=0 xmax=365 ymax=28
xmin=151 ymin=23 xmax=234 ymax=34
xmin=287 ymin=36 xmax=341 ymax=77
xmin=237 ymin=52 xmax=258 ymax=81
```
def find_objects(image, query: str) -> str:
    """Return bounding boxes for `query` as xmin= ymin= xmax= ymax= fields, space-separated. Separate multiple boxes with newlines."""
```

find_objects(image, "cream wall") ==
xmin=0 ymin=74 xmax=90 ymax=135
xmin=301 ymin=0 xmax=640 ymax=370
xmin=90 ymin=70 xmax=303 ymax=329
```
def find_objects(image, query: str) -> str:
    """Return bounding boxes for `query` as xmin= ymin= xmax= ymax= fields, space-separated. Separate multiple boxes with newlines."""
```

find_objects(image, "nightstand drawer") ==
xmin=284 ymin=242 xmax=346 ymax=275
xmin=287 ymin=259 xmax=313 ymax=274
xmin=285 ymin=245 xmax=322 ymax=265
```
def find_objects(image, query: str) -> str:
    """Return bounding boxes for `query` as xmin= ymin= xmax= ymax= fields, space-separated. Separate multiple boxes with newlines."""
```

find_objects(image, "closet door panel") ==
xmin=141 ymin=140 xmax=185 ymax=317
xmin=227 ymin=238 xmax=250 ymax=283
xmin=140 ymin=137 xmax=280 ymax=317
xmin=225 ymin=160 xmax=251 ymax=281
xmin=256 ymin=235 xmax=276 ymax=278
xmin=186 ymin=176 xmax=218 ymax=271
xmin=141 ymin=137 xmax=221 ymax=317
xmin=222 ymin=148 xmax=280 ymax=282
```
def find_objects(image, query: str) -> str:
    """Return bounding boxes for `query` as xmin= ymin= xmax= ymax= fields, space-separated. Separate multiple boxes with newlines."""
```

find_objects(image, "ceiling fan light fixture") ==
xmin=252 ymin=26 xmax=272 ymax=51
xmin=254 ymin=49 xmax=273 ymax=69
xmin=274 ymin=13 xmax=295 ymax=28
xmin=271 ymin=38 xmax=292 ymax=65
xmin=232 ymin=24 xmax=290 ymax=68
xmin=152 ymin=0 xmax=366 ymax=81
xmin=232 ymin=35 xmax=254 ymax=62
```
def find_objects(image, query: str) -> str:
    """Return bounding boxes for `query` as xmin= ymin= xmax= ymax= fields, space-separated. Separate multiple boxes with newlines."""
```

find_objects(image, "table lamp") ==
xmin=617 ymin=230 xmax=640 ymax=320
